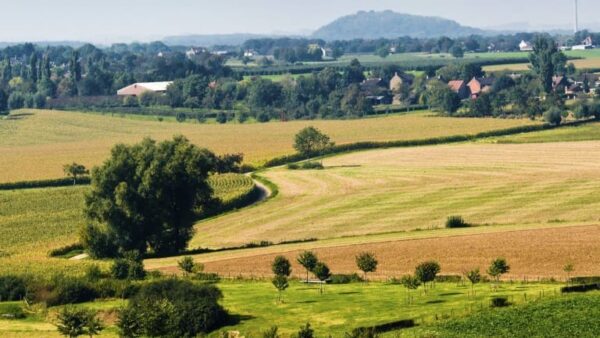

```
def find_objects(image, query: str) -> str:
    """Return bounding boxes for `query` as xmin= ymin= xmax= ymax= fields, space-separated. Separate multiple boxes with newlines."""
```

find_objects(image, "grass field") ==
xmin=0 ymin=281 xmax=562 ymax=337
xmin=185 ymin=142 xmax=600 ymax=247
xmin=484 ymin=49 xmax=600 ymax=72
xmin=0 ymin=109 xmax=536 ymax=183
xmin=423 ymin=292 xmax=600 ymax=338
xmin=0 ymin=174 xmax=254 ymax=275
xmin=489 ymin=121 xmax=600 ymax=143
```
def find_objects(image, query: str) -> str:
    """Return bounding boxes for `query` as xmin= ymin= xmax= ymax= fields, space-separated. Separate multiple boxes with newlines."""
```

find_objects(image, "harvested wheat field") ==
xmin=0 ymin=109 xmax=536 ymax=183
xmin=189 ymin=141 xmax=600 ymax=249
xmin=179 ymin=225 xmax=600 ymax=280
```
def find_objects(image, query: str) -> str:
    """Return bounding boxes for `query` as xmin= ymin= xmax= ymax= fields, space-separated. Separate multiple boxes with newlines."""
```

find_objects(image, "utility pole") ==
xmin=574 ymin=0 xmax=579 ymax=33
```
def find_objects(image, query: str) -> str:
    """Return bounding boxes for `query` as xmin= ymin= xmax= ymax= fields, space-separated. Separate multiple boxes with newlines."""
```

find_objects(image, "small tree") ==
xmin=313 ymin=262 xmax=331 ymax=294
xmin=543 ymin=107 xmax=562 ymax=126
xmin=297 ymin=251 xmax=318 ymax=282
xmin=272 ymin=275 xmax=289 ymax=303
xmin=262 ymin=326 xmax=280 ymax=338
xmin=272 ymin=256 xmax=292 ymax=277
xmin=355 ymin=252 xmax=378 ymax=281
xmin=296 ymin=323 xmax=314 ymax=338
xmin=400 ymin=275 xmax=421 ymax=304
xmin=465 ymin=268 xmax=482 ymax=297
xmin=56 ymin=307 xmax=104 ymax=338
xmin=178 ymin=256 xmax=196 ymax=276
xmin=488 ymin=258 xmax=510 ymax=290
xmin=293 ymin=126 xmax=334 ymax=158
xmin=563 ymin=263 xmax=574 ymax=285
xmin=63 ymin=163 xmax=89 ymax=185
xmin=415 ymin=261 xmax=441 ymax=292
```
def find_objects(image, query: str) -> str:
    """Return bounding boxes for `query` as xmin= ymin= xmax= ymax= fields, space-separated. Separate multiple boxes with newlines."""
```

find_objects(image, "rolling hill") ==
xmin=312 ymin=10 xmax=485 ymax=40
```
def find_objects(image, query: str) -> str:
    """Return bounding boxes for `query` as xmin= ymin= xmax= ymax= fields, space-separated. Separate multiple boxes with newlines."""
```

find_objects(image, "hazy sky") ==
xmin=1 ymin=0 xmax=598 ymax=43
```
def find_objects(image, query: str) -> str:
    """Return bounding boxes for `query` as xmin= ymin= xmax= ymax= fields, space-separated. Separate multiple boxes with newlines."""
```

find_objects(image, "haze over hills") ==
xmin=311 ymin=10 xmax=486 ymax=40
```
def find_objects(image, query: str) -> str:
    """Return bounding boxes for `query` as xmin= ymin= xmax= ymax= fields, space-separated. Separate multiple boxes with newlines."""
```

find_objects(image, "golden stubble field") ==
xmin=0 ymin=109 xmax=536 ymax=183
xmin=182 ymin=225 xmax=600 ymax=279
xmin=188 ymin=141 xmax=600 ymax=250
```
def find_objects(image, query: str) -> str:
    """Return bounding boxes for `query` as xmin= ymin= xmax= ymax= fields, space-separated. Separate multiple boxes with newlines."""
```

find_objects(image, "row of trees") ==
xmin=272 ymin=252 xmax=513 ymax=304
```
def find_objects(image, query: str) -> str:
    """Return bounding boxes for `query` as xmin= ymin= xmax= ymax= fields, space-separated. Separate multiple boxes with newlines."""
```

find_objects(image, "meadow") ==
xmin=0 ymin=109 xmax=536 ymax=183
xmin=490 ymin=121 xmax=600 ymax=143
xmin=0 ymin=281 xmax=563 ymax=337
xmin=0 ymin=174 xmax=255 ymax=275
xmin=484 ymin=49 xmax=600 ymax=72
xmin=142 ymin=140 xmax=600 ymax=279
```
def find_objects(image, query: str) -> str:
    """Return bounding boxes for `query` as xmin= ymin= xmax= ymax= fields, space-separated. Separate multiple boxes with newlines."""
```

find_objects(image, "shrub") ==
xmin=490 ymin=296 xmax=511 ymax=308
xmin=111 ymin=256 xmax=146 ymax=281
xmin=117 ymin=279 xmax=228 ymax=337
xmin=330 ymin=274 xmax=364 ymax=284
xmin=47 ymin=277 xmax=98 ymax=306
xmin=570 ymin=276 xmax=600 ymax=285
xmin=295 ymin=323 xmax=314 ymax=338
xmin=0 ymin=304 xmax=26 ymax=319
xmin=56 ymin=306 xmax=103 ymax=338
xmin=445 ymin=216 xmax=470 ymax=228
xmin=561 ymin=284 xmax=600 ymax=293
xmin=543 ymin=107 xmax=562 ymax=125
xmin=287 ymin=162 xmax=324 ymax=170
xmin=0 ymin=275 xmax=27 ymax=301
xmin=415 ymin=261 xmax=441 ymax=287
xmin=216 ymin=112 xmax=228 ymax=124
xmin=85 ymin=264 xmax=103 ymax=282
xmin=176 ymin=112 xmax=187 ymax=122
xmin=48 ymin=243 xmax=85 ymax=258
xmin=262 ymin=326 xmax=280 ymax=338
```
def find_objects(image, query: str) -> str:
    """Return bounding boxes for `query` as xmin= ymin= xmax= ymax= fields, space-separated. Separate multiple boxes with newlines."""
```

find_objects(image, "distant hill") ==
xmin=312 ymin=10 xmax=485 ymax=40
xmin=163 ymin=34 xmax=284 ymax=47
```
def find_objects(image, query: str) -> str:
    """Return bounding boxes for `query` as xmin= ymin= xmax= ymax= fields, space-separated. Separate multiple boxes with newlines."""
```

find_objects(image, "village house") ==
xmin=519 ymin=40 xmax=533 ymax=52
xmin=360 ymin=78 xmax=391 ymax=105
xmin=390 ymin=72 xmax=414 ymax=104
xmin=117 ymin=81 xmax=173 ymax=97
xmin=467 ymin=77 xmax=495 ymax=99
xmin=448 ymin=80 xmax=470 ymax=100
xmin=573 ymin=36 xmax=594 ymax=50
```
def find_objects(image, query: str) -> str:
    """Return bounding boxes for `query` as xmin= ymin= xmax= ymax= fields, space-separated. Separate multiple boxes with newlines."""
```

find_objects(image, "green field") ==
xmin=0 ymin=281 xmax=563 ymax=337
xmin=423 ymin=291 xmax=600 ymax=338
xmin=0 ymin=109 xmax=537 ymax=183
xmin=489 ymin=121 xmax=600 ymax=143
xmin=0 ymin=174 xmax=255 ymax=275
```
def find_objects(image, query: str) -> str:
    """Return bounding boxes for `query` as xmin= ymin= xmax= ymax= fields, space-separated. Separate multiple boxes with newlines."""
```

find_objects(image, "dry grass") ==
xmin=187 ymin=141 xmax=600 ymax=249
xmin=171 ymin=225 xmax=600 ymax=279
xmin=0 ymin=109 xmax=535 ymax=183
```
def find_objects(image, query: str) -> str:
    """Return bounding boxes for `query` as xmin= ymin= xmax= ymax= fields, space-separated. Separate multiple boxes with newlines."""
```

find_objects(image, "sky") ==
xmin=1 ymin=0 xmax=598 ymax=43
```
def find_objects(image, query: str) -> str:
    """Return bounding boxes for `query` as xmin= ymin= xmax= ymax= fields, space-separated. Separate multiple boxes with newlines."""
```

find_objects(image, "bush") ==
xmin=48 ymin=243 xmax=85 ymax=258
xmin=0 ymin=304 xmax=26 ymax=319
xmin=216 ymin=112 xmax=227 ymax=124
xmin=561 ymin=283 xmax=600 ymax=293
xmin=543 ymin=108 xmax=562 ymax=126
xmin=117 ymin=279 xmax=228 ymax=337
xmin=570 ymin=276 xmax=600 ymax=285
xmin=287 ymin=162 xmax=324 ymax=170
xmin=330 ymin=274 xmax=364 ymax=284
xmin=111 ymin=257 xmax=146 ymax=281
xmin=445 ymin=216 xmax=470 ymax=228
xmin=46 ymin=277 xmax=98 ymax=306
xmin=490 ymin=296 xmax=511 ymax=308
xmin=0 ymin=276 xmax=27 ymax=301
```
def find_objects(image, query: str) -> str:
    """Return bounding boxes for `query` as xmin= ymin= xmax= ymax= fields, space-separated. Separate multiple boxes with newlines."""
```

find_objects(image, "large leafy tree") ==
xmin=294 ymin=126 xmax=334 ymax=158
xmin=82 ymin=136 xmax=216 ymax=257
xmin=529 ymin=36 xmax=567 ymax=93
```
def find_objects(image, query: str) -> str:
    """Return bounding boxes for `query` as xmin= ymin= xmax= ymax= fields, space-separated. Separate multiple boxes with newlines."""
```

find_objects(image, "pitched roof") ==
xmin=134 ymin=82 xmax=173 ymax=92
xmin=448 ymin=80 xmax=465 ymax=92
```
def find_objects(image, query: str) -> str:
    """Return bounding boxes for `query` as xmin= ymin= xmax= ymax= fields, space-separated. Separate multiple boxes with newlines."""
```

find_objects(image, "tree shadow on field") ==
xmin=338 ymin=291 xmax=360 ymax=295
xmin=223 ymin=314 xmax=255 ymax=326
xmin=439 ymin=292 xmax=463 ymax=297
xmin=426 ymin=300 xmax=446 ymax=304
xmin=6 ymin=112 xmax=34 ymax=120
xmin=297 ymin=300 xmax=317 ymax=304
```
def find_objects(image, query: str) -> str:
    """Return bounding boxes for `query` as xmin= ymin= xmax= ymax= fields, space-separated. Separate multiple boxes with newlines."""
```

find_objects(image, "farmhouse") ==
xmin=519 ymin=40 xmax=533 ymax=52
xmin=448 ymin=80 xmax=470 ymax=100
xmin=117 ymin=81 xmax=173 ymax=96
xmin=573 ymin=36 xmax=594 ymax=50
xmin=467 ymin=77 xmax=494 ymax=99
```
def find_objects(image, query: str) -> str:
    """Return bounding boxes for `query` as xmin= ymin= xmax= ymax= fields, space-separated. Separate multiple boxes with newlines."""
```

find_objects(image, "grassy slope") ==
xmin=419 ymin=292 xmax=600 ymax=338
xmin=0 ymin=110 xmax=536 ymax=183
xmin=0 ymin=282 xmax=560 ymax=337
xmin=188 ymin=142 xmax=600 ymax=249
xmin=489 ymin=121 xmax=600 ymax=143
xmin=0 ymin=174 xmax=254 ymax=275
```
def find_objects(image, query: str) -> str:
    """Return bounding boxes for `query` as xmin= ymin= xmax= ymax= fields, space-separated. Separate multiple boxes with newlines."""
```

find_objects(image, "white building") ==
xmin=519 ymin=40 xmax=533 ymax=52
